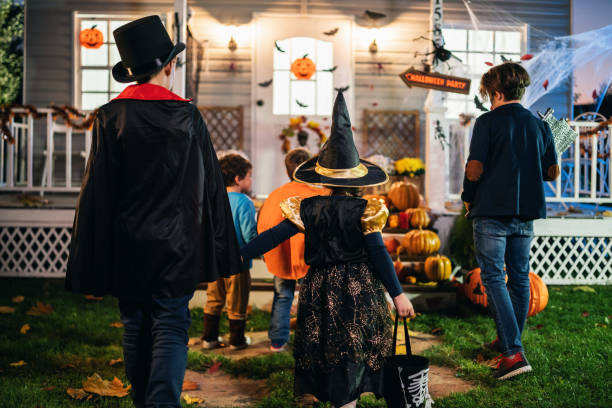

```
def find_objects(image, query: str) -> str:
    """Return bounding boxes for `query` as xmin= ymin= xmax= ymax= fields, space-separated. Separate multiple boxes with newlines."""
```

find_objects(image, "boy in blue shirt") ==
xmin=462 ymin=62 xmax=559 ymax=380
xmin=202 ymin=153 xmax=257 ymax=350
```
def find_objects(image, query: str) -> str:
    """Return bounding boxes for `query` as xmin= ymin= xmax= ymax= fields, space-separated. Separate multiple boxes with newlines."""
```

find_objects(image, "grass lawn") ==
xmin=0 ymin=278 xmax=610 ymax=408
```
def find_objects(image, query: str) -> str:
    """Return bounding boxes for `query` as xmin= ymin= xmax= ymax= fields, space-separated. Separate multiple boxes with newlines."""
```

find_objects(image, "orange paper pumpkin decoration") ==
xmin=291 ymin=56 xmax=316 ymax=80
xmin=80 ymin=25 xmax=104 ymax=49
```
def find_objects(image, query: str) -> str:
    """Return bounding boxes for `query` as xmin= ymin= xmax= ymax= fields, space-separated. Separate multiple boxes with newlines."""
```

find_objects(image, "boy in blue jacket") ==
xmin=462 ymin=62 xmax=559 ymax=380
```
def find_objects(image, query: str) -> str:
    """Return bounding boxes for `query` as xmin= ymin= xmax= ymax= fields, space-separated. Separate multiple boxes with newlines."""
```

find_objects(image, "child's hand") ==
xmin=393 ymin=294 xmax=415 ymax=318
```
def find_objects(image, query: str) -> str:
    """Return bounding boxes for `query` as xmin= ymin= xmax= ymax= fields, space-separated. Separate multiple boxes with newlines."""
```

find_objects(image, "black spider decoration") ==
xmin=413 ymin=35 xmax=462 ymax=69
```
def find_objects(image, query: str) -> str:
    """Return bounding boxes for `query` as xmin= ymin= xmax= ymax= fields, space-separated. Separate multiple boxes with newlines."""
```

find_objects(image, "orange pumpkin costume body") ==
xmin=257 ymin=182 xmax=329 ymax=280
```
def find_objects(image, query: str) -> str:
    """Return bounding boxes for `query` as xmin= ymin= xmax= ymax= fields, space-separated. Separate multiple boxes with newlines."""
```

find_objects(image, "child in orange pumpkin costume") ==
xmin=257 ymin=148 xmax=329 ymax=352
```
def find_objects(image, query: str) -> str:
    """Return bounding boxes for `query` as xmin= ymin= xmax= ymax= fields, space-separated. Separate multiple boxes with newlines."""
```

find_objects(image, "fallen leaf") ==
xmin=109 ymin=321 xmax=124 ymax=328
xmin=543 ymin=79 xmax=549 ymax=90
xmin=82 ymin=373 xmax=131 ymax=397
xmin=66 ymin=388 xmax=88 ymax=400
xmin=533 ymin=324 xmax=544 ymax=330
xmin=12 ymin=296 xmax=25 ymax=303
xmin=0 ymin=306 xmax=15 ymax=314
xmin=581 ymin=311 xmax=589 ymax=317
xmin=208 ymin=361 xmax=222 ymax=374
xmin=431 ymin=327 xmax=444 ymax=335
xmin=592 ymin=89 xmax=598 ymax=100
xmin=109 ymin=358 xmax=123 ymax=367
xmin=182 ymin=380 xmax=199 ymax=391
xmin=475 ymin=354 xmax=485 ymax=362
xmin=26 ymin=301 xmax=53 ymax=316
xmin=573 ymin=286 xmax=596 ymax=293
xmin=183 ymin=394 xmax=204 ymax=404
xmin=84 ymin=295 xmax=104 ymax=301
xmin=10 ymin=360 xmax=27 ymax=367
xmin=246 ymin=305 xmax=253 ymax=314
xmin=60 ymin=364 xmax=76 ymax=370
xmin=44 ymin=386 xmax=56 ymax=391
xmin=20 ymin=324 xmax=30 ymax=334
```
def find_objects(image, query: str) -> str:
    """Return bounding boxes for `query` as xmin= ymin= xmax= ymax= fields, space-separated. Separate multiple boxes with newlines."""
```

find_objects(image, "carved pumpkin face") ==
xmin=291 ymin=57 xmax=316 ymax=80
xmin=80 ymin=26 xmax=104 ymax=49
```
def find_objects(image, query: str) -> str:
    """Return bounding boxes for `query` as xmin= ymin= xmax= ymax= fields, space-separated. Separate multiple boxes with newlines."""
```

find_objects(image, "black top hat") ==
xmin=293 ymin=91 xmax=388 ymax=187
xmin=112 ymin=15 xmax=185 ymax=83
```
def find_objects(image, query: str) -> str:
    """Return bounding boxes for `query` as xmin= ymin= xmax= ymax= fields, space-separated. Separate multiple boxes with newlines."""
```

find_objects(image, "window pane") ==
xmin=110 ymin=20 xmax=131 ymax=40
xmin=274 ymin=39 xmax=291 ymax=70
xmin=495 ymin=31 xmax=521 ymax=54
xmin=81 ymin=20 xmax=108 ymax=42
xmin=317 ymin=40 xmax=333 ymax=71
xmin=110 ymin=45 xmax=122 ymax=65
xmin=110 ymin=76 xmax=128 ymax=92
xmin=316 ymin=72 xmax=333 ymax=116
xmin=291 ymin=80 xmax=315 ymax=115
xmin=81 ymin=44 xmax=108 ymax=66
xmin=82 ymin=69 xmax=109 ymax=91
xmin=444 ymin=29 xmax=467 ymax=51
xmin=468 ymin=53 xmax=494 ymax=75
xmin=290 ymin=37 xmax=315 ymax=64
xmin=446 ymin=99 xmax=465 ymax=119
xmin=273 ymin=71 xmax=290 ymax=115
xmin=468 ymin=30 xmax=493 ymax=52
xmin=82 ymin=92 xmax=109 ymax=110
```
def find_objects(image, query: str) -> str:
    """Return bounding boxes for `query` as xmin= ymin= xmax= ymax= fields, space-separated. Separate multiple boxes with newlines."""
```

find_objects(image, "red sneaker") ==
xmin=493 ymin=352 xmax=532 ymax=380
xmin=484 ymin=337 xmax=502 ymax=353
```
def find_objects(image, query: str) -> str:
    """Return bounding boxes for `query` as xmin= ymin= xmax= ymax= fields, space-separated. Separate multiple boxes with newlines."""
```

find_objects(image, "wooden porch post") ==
xmin=424 ymin=0 xmax=448 ymax=212
xmin=173 ymin=0 xmax=187 ymax=98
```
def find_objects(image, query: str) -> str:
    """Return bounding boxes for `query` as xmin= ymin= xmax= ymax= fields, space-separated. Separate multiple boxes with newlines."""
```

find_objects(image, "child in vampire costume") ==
xmin=241 ymin=91 xmax=414 ymax=408
xmin=65 ymin=16 xmax=242 ymax=408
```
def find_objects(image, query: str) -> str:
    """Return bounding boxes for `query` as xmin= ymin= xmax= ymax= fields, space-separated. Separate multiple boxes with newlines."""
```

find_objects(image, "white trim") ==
xmin=0 ymin=209 xmax=75 ymax=227
xmin=534 ymin=218 xmax=612 ymax=237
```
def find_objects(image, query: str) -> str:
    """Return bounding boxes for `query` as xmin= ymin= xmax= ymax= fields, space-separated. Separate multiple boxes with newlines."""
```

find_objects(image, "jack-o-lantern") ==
xmin=80 ymin=25 xmax=104 ymax=49
xmin=291 ymin=56 xmax=316 ymax=80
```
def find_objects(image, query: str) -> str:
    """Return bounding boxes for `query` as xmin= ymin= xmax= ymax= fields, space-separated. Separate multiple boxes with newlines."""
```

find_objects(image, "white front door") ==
xmin=252 ymin=14 xmax=354 ymax=196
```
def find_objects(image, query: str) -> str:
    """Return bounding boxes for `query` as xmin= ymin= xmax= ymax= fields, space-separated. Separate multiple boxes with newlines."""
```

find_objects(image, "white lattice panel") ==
xmin=530 ymin=235 xmax=612 ymax=284
xmin=0 ymin=226 xmax=72 ymax=277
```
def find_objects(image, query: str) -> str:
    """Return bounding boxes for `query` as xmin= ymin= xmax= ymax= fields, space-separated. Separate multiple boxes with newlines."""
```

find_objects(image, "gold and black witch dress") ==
xmin=280 ymin=195 xmax=393 ymax=406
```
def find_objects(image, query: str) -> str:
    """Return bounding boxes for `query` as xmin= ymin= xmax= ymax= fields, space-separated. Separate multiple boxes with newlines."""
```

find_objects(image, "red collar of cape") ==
xmin=113 ymin=83 xmax=192 ymax=102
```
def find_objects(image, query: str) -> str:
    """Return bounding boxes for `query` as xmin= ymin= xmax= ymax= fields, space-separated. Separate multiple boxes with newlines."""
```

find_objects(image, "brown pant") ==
xmin=204 ymin=270 xmax=251 ymax=320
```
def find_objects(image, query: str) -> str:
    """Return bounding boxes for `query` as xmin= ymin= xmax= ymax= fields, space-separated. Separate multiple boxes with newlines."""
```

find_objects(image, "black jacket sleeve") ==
xmin=66 ymin=111 xmax=118 ymax=294
xmin=196 ymin=111 xmax=243 ymax=281
xmin=364 ymin=232 xmax=403 ymax=297
xmin=241 ymin=219 xmax=300 ymax=261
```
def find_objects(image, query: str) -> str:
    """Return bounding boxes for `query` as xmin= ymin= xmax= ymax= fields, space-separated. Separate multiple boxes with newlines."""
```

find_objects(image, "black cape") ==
xmin=66 ymin=92 xmax=242 ymax=300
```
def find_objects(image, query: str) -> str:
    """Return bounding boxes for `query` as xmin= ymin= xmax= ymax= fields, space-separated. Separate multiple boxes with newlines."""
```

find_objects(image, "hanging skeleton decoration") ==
xmin=434 ymin=120 xmax=449 ymax=150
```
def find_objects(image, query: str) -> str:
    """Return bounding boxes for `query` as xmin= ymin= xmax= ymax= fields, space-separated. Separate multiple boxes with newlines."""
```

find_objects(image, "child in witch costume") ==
xmin=241 ymin=91 xmax=414 ymax=408
xmin=202 ymin=153 xmax=256 ymax=350
xmin=65 ymin=16 xmax=242 ymax=408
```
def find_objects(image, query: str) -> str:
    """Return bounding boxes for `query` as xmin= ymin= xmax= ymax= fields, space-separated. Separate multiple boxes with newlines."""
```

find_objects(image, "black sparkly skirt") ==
xmin=293 ymin=262 xmax=392 ymax=406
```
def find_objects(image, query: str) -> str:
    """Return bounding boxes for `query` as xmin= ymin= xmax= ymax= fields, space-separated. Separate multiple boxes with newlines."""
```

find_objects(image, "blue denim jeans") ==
xmin=119 ymin=294 xmax=192 ymax=408
xmin=473 ymin=217 xmax=533 ymax=356
xmin=269 ymin=276 xmax=299 ymax=347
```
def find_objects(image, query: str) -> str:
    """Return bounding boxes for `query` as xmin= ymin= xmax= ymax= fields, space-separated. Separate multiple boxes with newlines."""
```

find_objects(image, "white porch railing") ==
xmin=0 ymin=108 xmax=91 ymax=193
xmin=446 ymin=119 xmax=612 ymax=205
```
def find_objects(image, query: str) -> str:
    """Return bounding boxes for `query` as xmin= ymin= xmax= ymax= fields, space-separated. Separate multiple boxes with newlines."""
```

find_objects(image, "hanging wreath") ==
xmin=291 ymin=55 xmax=316 ymax=80
xmin=80 ymin=25 xmax=104 ymax=49
xmin=278 ymin=116 xmax=327 ymax=153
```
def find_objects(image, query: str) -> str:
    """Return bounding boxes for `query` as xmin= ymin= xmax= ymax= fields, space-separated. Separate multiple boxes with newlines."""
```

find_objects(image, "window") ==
xmin=443 ymin=28 xmax=524 ymax=119
xmin=273 ymin=37 xmax=334 ymax=116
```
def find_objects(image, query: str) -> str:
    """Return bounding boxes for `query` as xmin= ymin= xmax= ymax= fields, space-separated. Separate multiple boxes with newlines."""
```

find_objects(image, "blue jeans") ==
xmin=269 ymin=276 xmax=298 ymax=347
xmin=119 ymin=294 xmax=192 ymax=408
xmin=473 ymin=217 xmax=533 ymax=356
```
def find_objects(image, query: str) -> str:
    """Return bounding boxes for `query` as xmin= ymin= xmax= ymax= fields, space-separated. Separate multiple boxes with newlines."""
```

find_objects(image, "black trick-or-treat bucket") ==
xmin=383 ymin=315 xmax=432 ymax=408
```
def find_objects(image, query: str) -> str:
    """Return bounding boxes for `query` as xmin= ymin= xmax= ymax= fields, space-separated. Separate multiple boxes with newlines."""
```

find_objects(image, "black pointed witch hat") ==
xmin=293 ymin=91 xmax=388 ymax=187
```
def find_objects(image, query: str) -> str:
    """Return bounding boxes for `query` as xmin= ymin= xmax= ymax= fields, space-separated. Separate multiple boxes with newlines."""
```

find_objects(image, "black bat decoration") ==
xmin=474 ymin=95 xmax=489 ymax=112
xmin=322 ymin=65 xmax=338 ymax=72
xmin=323 ymin=27 xmax=339 ymax=36
xmin=274 ymin=41 xmax=286 ymax=53
xmin=335 ymin=85 xmax=350 ymax=92
xmin=365 ymin=10 xmax=386 ymax=20
xmin=258 ymin=79 xmax=273 ymax=87
xmin=500 ymin=55 xmax=510 ymax=62
xmin=296 ymin=99 xmax=309 ymax=108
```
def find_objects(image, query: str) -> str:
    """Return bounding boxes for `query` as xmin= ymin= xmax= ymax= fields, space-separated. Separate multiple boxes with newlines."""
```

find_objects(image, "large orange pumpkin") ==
xmin=80 ymin=25 xmax=104 ymax=49
xmin=405 ymin=208 xmax=430 ymax=229
xmin=424 ymin=255 xmax=452 ymax=281
xmin=387 ymin=181 xmax=419 ymax=211
xmin=400 ymin=229 xmax=440 ymax=257
xmin=291 ymin=56 xmax=316 ymax=80
xmin=463 ymin=268 xmax=548 ymax=317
